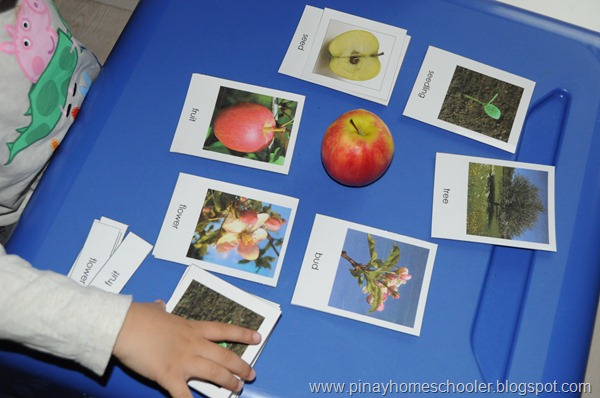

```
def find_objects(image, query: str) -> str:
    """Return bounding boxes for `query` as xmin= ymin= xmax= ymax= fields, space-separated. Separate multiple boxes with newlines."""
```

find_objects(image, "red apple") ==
xmin=321 ymin=109 xmax=394 ymax=186
xmin=213 ymin=102 xmax=279 ymax=153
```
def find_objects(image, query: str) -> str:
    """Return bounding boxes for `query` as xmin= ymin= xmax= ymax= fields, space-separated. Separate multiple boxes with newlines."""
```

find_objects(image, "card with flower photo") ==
xmin=171 ymin=74 xmax=305 ymax=174
xmin=292 ymin=215 xmax=437 ymax=336
xmin=432 ymin=153 xmax=556 ymax=251
xmin=154 ymin=173 xmax=298 ymax=286
xmin=167 ymin=265 xmax=281 ymax=398
xmin=403 ymin=46 xmax=535 ymax=153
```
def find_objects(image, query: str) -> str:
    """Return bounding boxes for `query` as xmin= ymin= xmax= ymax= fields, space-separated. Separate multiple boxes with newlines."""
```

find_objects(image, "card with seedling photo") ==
xmin=432 ymin=153 xmax=556 ymax=251
xmin=167 ymin=265 xmax=281 ymax=398
xmin=153 ymin=173 xmax=298 ymax=286
xmin=403 ymin=46 xmax=535 ymax=153
xmin=279 ymin=6 xmax=410 ymax=105
xmin=171 ymin=74 xmax=305 ymax=174
xmin=292 ymin=215 xmax=437 ymax=336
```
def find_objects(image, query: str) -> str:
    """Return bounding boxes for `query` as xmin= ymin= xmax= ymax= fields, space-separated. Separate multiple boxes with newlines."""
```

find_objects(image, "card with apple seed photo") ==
xmin=279 ymin=6 xmax=411 ymax=105
xmin=171 ymin=74 xmax=305 ymax=175
xmin=153 ymin=173 xmax=298 ymax=287
xmin=291 ymin=215 xmax=437 ymax=336
xmin=432 ymin=153 xmax=556 ymax=251
xmin=403 ymin=46 xmax=535 ymax=153
xmin=166 ymin=265 xmax=281 ymax=398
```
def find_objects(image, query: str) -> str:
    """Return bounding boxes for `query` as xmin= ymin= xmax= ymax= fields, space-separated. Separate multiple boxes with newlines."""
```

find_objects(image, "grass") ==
xmin=466 ymin=163 xmax=505 ymax=237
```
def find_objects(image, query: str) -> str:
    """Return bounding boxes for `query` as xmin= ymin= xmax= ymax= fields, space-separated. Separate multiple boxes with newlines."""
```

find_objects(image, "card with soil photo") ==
xmin=279 ymin=6 xmax=410 ymax=105
xmin=167 ymin=265 xmax=281 ymax=398
xmin=403 ymin=46 xmax=535 ymax=153
xmin=432 ymin=153 xmax=556 ymax=251
xmin=153 ymin=173 xmax=298 ymax=286
xmin=292 ymin=215 xmax=437 ymax=336
xmin=171 ymin=74 xmax=305 ymax=174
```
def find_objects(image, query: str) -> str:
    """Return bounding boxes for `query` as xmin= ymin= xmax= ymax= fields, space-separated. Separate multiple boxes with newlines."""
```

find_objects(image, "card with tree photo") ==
xmin=432 ymin=153 xmax=556 ymax=251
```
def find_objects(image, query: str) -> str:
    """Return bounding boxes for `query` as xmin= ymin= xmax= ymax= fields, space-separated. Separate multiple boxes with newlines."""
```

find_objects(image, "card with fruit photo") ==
xmin=171 ymin=74 xmax=305 ymax=174
xmin=403 ymin=46 xmax=535 ymax=153
xmin=167 ymin=265 xmax=281 ymax=398
xmin=279 ymin=6 xmax=410 ymax=105
xmin=291 ymin=214 xmax=437 ymax=336
xmin=432 ymin=153 xmax=556 ymax=251
xmin=153 ymin=172 xmax=299 ymax=286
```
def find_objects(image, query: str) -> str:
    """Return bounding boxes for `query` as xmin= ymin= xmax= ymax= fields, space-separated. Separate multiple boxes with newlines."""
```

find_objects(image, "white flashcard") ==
xmin=432 ymin=153 xmax=556 ymax=251
xmin=292 ymin=215 xmax=437 ymax=336
xmin=99 ymin=216 xmax=128 ymax=250
xmin=279 ymin=6 xmax=410 ymax=105
xmin=403 ymin=46 xmax=535 ymax=153
xmin=171 ymin=74 xmax=305 ymax=175
xmin=68 ymin=220 xmax=123 ymax=286
xmin=88 ymin=232 xmax=153 ymax=293
xmin=166 ymin=265 xmax=281 ymax=398
xmin=153 ymin=173 xmax=299 ymax=287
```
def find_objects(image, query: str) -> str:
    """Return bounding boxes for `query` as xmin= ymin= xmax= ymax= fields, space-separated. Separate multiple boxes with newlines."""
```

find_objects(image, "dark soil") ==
xmin=172 ymin=280 xmax=265 ymax=356
xmin=438 ymin=66 xmax=524 ymax=142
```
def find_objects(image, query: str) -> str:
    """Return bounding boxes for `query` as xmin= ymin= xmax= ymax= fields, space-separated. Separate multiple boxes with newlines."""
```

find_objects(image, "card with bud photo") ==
xmin=292 ymin=214 xmax=437 ymax=336
xmin=153 ymin=173 xmax=298 ymax=286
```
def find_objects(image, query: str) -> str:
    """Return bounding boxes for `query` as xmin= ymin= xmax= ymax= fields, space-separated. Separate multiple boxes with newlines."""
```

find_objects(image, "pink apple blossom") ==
xmin=265 ymin=216 xmax=285 ymax=232
xmin=215 ymin=212 xmax=269 ymax=260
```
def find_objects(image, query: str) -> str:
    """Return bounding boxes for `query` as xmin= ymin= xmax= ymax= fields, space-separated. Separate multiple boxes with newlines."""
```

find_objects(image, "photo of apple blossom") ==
xmin=328 ymin=229 xmax=431 ymax=327
xmin=187 ymin=188 xmax=291 ymax=278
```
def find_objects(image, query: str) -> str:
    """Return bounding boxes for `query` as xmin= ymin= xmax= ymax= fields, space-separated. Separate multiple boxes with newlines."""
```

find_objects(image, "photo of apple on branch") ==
xmin=204 ymin=87 xmax=298 ymax=165
xmin=321 ymin=109 xmax=394 ymax=187
xmin=327 ymin=30 xmax=384 ymax=81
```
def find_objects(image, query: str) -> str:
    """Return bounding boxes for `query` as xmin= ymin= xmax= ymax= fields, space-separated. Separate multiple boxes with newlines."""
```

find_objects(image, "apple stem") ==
xmin=264 ymin=126 xmax=287 ymax=134
xmin=349 ymin=118 xmax=364 ymax=136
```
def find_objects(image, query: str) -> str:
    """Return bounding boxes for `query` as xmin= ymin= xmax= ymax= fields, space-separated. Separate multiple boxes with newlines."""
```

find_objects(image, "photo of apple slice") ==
xmin=328 ymin=30 xmax=384 ymax=81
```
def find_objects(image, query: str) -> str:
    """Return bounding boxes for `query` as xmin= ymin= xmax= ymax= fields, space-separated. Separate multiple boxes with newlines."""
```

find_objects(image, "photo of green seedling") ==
xmin=438 ymin=66 xmax=524 ymax=143
xmin=463 ymin=93 xmax=501 ymax=120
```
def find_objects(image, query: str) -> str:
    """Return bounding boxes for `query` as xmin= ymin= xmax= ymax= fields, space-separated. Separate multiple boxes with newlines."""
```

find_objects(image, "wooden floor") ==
xmin=54 ymin=0 xmax=137 ymax=65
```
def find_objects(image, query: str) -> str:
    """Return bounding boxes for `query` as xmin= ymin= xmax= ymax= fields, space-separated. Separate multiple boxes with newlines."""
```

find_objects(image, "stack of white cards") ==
xmin=279 ymin=6 xmax=411 ymax=105
xmin=68 ymin=217 xmax=153 ymax=293
xmin=166 ymin=265 xmax=281 ymax=398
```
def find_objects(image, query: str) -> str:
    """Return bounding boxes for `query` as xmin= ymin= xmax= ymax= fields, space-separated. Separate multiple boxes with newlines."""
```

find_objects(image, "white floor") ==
xmin=496 ymin=0 xmax=600 ymax=33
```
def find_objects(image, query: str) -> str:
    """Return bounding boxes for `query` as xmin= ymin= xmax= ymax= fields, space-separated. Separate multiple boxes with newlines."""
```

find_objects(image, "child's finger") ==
xmin=163 ymin=378 xmax=194 ymax=398
xmin=197 ymin=321 xmax=262 ymax=346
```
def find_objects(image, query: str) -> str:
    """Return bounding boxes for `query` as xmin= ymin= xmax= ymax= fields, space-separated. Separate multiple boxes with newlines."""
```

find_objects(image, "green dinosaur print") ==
xmin=5 ymin=29 xmax=78 ymax=165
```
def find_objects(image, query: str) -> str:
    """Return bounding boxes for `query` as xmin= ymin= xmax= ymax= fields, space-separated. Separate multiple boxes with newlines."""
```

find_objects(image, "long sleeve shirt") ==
xmin=0 ymin=244 xmax=132 ymax=375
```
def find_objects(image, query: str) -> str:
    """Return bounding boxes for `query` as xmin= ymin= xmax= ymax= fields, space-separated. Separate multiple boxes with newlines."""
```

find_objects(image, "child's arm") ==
xmin=0 ymin=246 xmax=260 ymax=397
xmin=113 ymin=300 xmax=261 ymax=398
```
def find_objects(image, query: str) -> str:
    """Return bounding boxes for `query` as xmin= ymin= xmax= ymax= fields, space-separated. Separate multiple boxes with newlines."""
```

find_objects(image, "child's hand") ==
xmin=113 ymin=300 xmax=261 ymax=398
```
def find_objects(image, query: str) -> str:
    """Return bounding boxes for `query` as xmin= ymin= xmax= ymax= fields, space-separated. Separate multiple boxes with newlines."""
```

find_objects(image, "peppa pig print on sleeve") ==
xmin=0 ymin=0 xmax=58 ymax=83
xmin=0 ymin=0 xmax=101 ymax=227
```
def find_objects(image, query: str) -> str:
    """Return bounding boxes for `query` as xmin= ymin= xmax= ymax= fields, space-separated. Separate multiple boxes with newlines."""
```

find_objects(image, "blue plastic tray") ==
xmin=3 ymin=0 xmax=600 ymax=396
